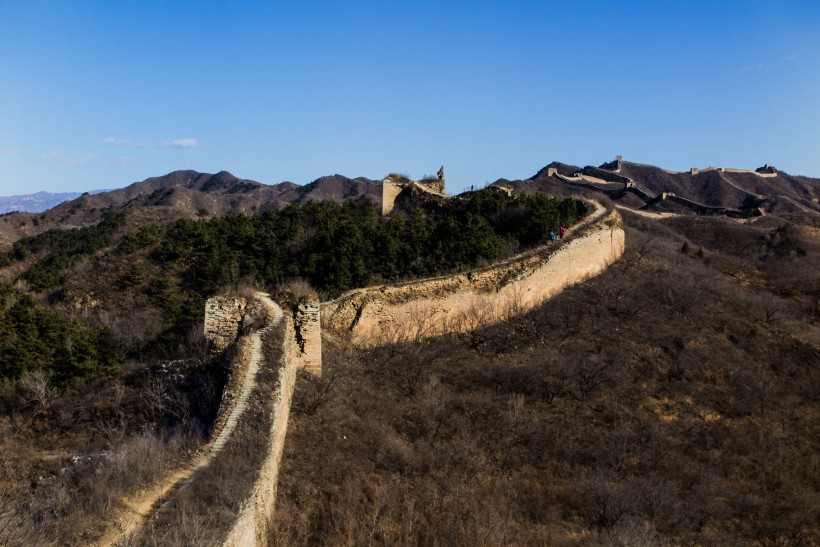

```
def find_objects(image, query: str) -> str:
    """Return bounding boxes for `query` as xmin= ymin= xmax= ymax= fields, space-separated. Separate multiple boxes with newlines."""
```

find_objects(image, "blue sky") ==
xmin=1 ymin=0 xmax=818 ymax=195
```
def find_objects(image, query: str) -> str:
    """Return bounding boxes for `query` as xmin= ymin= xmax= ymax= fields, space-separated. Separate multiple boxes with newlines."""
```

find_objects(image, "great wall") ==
xmin=98 ymin=192 xmax=625 ymax=546
xmin=546 ymin=156 xmax=774 ymax=218
xmin=322 ymin=204 xmax=622 ymax=346
xmin=100 ymin=155 xmax=801 ymax=545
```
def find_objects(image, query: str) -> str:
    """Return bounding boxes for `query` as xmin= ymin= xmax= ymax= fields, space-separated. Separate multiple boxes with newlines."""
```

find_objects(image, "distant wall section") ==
xmin=381 ymin=179 xmax=403 ymax=216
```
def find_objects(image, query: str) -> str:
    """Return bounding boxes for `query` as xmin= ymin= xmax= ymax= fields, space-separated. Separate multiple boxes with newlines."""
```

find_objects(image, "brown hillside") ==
xmin=0 ymin=171 xmax=380 ymax=250
xmin=274 ymin=209 xmax=820 ymax=546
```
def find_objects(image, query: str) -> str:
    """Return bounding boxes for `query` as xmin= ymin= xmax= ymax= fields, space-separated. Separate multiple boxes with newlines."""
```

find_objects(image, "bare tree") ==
xmin=18 ymin=369 xmax=55 ymax=415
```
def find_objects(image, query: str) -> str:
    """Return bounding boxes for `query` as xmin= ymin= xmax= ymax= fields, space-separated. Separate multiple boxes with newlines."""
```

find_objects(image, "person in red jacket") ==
xmin=559 ymin=226 xmax=566 ymax=239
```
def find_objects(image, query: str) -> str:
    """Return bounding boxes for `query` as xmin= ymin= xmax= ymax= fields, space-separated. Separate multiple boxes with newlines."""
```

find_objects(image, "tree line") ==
xmin=0 ymin=190 xmax=580 ymax=383
xmin=151 ymin=191 xmax=580 ymax=298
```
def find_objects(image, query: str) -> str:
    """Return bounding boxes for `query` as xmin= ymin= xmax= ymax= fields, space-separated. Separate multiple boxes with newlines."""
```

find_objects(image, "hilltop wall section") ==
xmin=322 ymin=207 xmax=625 ymax=346
xmin=551 ymin=159 xmax=764 ymax=218
xmin=690 ymin=166 xmax=777 ymax=178
xmin=381 ymin=171 xmax=447 ymax=216
xmin=381 ymin=179 xmax=403 ymax=215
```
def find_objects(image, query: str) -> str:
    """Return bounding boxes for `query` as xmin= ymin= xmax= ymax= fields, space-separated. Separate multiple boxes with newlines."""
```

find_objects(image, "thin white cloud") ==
xmin=785 ymin=52 xmax=799 ymax=61
xmin=100 ymin=136 xmax=131 ymax=146
xmin=0 ymin=147 xmax=21 ymax=157
xmin=161 ymin=138 xmax=198 ymax=148
xmin=113 ymin=155 xmax=134 ymax=167
xmin=40 ymin=152 xmax=102 ymax=165
xmin=133 ymin=138 xmax=199 ymax=149
xmin=739 ymin=62 xmax=765 ymax=73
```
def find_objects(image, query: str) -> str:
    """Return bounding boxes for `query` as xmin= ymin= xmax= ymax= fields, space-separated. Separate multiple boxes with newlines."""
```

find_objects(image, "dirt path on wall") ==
xmin=616 ymin=205 xmax=682 ymax=219
xmin=718 ymin=172 xmax=766 ymax=199
xmin=97 ymin=294 xmax=281 ymax=547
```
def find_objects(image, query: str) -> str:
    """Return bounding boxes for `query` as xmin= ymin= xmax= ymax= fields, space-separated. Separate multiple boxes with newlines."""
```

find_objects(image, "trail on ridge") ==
xmin=98 ymin=293 xmax=282 ymax=546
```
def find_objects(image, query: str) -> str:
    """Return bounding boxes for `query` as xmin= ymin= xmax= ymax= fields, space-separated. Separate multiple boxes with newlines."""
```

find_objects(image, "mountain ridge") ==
xmin=1 ymin=160 xmax=817 ymax=250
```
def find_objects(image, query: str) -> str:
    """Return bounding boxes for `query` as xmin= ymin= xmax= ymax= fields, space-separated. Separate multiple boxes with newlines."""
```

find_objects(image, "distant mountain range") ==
xmin=0 ymin=190 xmax=111 ymax=214
xmin=1 ymin=160 xmax=817 ymax=250
xmin=0 ymin=170 xmax=382 ymax=248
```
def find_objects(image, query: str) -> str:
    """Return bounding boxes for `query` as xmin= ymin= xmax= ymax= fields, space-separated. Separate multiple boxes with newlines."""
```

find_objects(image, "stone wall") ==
xmin=222 ymin=310 xmax=299 ymax=546
xmin=322 ymin=207 xmax=625 ymax=346
xmin=381 ymin=179 xmax=403 ymax=216
xmin=204 ymin=296 xmax=247 ymax=351
xmin=381 ymin=173 xmax=447 ymax=216
xmin=294 ymin=303 xmax=322 ymax=376
xmin=215 ymin=207 xmax=626 ymax=545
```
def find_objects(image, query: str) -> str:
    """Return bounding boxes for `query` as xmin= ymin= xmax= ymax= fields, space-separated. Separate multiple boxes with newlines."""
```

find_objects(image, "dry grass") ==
xmin=127 ymin=320 xmax=284 ymax=546
xmin=272 ymin=214 xmax=820 ymax=545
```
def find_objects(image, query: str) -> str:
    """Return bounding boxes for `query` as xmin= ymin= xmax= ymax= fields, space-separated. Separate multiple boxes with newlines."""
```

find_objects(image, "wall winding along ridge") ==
xmin=322 ymin=206 xmax=624 ymax=346
xmin=215 ymin=202 xmax=624 ymax=546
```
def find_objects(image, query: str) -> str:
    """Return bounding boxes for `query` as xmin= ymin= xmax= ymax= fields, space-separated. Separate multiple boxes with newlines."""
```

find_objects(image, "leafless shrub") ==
xmin=534 ymin=354 xmax=573 ymax=404
xmin=501 ymin=284 xmax=526 ymax=321
xmin=575 ymin=358 xmax=611 ymax=399
xmin=17 ymin=369 xmax=56 ymax=414
xmin=293 ymin=360 xmax=340 ymax=416
xmin=275 ymin=278 xmax=318 ymax=306
xmin=454 ymin=299 xmax=494 ymax=349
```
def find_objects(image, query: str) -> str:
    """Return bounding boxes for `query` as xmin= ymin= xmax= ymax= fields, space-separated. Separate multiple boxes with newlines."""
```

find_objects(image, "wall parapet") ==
xmin=293 ymin=302 xmax=322 ymax=376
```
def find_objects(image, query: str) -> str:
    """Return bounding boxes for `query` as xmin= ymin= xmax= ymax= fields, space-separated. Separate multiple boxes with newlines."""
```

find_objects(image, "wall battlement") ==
xmin=204 ymin=296 xmax=247 ymax=351
xmin=294 ymin=303 xmax=322 ymax=376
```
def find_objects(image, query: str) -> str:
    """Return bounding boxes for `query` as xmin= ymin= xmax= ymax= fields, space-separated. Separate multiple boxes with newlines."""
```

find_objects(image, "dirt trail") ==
xmin=717 ymin=172 xmax=766 ymax=199
xmin=98 ymin=294 xmax=281 ymax=547
xmin=616 ymin=205 xmax=681 ymax=219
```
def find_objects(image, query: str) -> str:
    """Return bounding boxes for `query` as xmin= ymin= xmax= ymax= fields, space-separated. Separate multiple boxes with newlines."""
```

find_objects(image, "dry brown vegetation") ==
xmin=126 ymin=322 xmax=284 ymax=546
xmin=273 ymin=213 xmax=819 ymax=545
xmin=0 ymin=322 xmax=230 ymax=545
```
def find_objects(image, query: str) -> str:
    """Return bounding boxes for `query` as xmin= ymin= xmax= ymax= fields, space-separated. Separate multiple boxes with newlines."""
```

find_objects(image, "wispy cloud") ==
xmin=739 ymin=62 xmax=765 ymax=73
xmin=40 ymin=151 xmax=102 ymax=165
xmin=740 ymin=53 xmax=799 ymax=73
xmin=100 ymin=136 xmax=131 ymax=146
xmin=161 ymin=138 xmax=199 ymax=148
xmin=0 ymin=147 xmax=21 ymax=157
xmin=115 ymin=137 xmax=200 ymax=149
xmin=113 ymin=155 xmax=134 ymax=168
